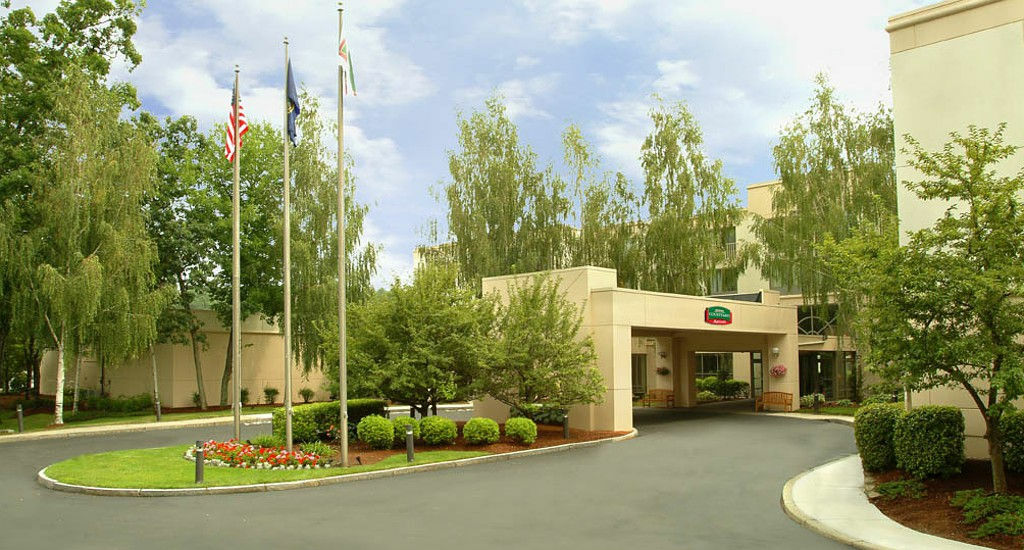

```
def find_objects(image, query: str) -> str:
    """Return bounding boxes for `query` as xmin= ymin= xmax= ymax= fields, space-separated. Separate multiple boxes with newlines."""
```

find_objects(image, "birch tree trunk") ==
xmin=53 ymin=323 xmax=66 ymax=425
xmin=72 ymin=352 xmax=83 ymax=414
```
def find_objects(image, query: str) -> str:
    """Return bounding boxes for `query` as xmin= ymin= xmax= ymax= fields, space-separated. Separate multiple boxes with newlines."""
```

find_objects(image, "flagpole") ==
xmin=337 ymin=2 xmax=349 ymax=468
xmin=232 ymin=65 xmax=242 ymax=441
xmin=283 ymin=38 xmax=294 ymax=453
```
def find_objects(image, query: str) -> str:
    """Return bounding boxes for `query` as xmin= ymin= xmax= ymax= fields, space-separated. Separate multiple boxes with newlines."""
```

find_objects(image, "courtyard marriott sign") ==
xmin=704 ymin=306 xmax=732 ymax=325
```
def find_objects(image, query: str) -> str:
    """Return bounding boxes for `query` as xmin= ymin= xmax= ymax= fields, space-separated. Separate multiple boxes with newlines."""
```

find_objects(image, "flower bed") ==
xmin=184 ymin=439 xmax=330 ymax=470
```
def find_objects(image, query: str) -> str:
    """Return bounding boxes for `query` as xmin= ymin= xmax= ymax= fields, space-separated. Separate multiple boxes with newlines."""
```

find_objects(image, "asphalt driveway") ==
xmin=0 ymin=407 xmax=855 ymax=549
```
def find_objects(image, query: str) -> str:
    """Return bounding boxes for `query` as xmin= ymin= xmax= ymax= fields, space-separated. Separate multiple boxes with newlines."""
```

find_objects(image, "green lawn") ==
xmin=0 ymin=407 xmax=270 ymax=434
xmin=44 ymin=445 xmax=488 ymax=489
xmin=795 ymin=406 xmax=859 ymax=416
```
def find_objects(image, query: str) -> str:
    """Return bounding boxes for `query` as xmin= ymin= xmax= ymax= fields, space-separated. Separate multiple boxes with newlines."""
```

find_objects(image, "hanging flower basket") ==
xmin=769 ymin=364 xmax=787 ymax=378
xmin=656 ymin=367 xmax=671 ymax=376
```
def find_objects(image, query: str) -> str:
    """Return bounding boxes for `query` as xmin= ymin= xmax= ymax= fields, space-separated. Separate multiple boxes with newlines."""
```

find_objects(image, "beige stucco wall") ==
xmin=889 ymin=0 xmax=1024 ymax=243
xmin=889 ymin=0 xmax=1024 ymax=457
xmin=40 ymin=309 xmax=330 ymax=408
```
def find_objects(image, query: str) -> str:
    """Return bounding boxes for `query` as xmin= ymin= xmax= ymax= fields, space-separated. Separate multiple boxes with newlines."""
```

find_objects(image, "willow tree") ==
xmin=639 ymin=97 xmax=746 ymax=295
xmin=22 ymin=70 xmax=162 ymax=424
xmin=290 ymin=90 xmax=377 ymax=374
xmin=754 ymin=74 xmax=896 ymax=314
xmin=441 ymin=96 xmax=572 ymax=288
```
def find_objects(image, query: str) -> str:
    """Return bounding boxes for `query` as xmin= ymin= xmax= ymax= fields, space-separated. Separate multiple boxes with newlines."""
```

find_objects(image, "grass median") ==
xmin=44 ymin=445 xmax=488 ymax=489
xmin=1 ymin=408 xmax=270 ymax=434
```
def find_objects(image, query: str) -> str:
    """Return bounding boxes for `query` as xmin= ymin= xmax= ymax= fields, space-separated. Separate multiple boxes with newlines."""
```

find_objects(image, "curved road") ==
xmin=0 ymin=407 xmax=855 ymax=549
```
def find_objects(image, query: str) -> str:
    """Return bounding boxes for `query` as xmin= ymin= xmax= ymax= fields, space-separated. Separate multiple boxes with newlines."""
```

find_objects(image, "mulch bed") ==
xmin=330 ymin=421 xmax=628 ymax=467
xmin=869 ymin=460 xmax=1024 ymax=549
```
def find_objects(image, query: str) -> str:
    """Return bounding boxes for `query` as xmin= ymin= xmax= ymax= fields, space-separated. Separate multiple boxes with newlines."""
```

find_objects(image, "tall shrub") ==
xmin=894 ymin=406 xmax=965 ymax=478
xmin=854 ymin=403 xmax=903 ymax=471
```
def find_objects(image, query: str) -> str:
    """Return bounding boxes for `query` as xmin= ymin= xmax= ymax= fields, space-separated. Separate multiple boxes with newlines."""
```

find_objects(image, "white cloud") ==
xmin=345 ymin=124 xmax=408 ymax=200
xmin=515 ymin=55 xmax=541 ymax=69
xmin=593 ymin=99 xmax=650 ymax=180
xmin=456 ymin=74 xmax=560 ymax=120
xmin=653 ymin=60 xmax=699 ymax=94
xmin=519 ymin=0 xmax=639 ymax=43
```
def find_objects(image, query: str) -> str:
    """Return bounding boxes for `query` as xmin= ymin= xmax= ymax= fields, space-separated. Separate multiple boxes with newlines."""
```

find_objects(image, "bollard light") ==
xmin=562 ymin=413 xmax=570 ymax=439
xmin=405 ymin=425 xmax=415 ymax=462
xmin=195 ymin=440 xmax=204 ymax=484
xmin=16 ymin=404 xmax=24 ymax=433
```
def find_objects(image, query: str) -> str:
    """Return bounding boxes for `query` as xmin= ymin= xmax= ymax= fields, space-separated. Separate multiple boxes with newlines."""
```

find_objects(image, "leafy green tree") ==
xmin=196 ymin=121 xmax=284 ymax=406
xmin=639 ymin=97 xmax=746 ymax=294
xmin=290 ymin=91 xmax=377 ymax=374
xmin=139 ymin=114 xmax=214 ymax=408
xmin=349 ymin=264 xmax=490 ymax=416
xmin=478 ymin=275 xmax=604 ymax=413
xmin=838 ymin=125 xmax=1024 ymax=493
xmin=18 ymin=69 xmax=163 ymax=424
xmin=754 ymin=74 xmax=896 ymax=312
xmin=440 ymin=96 xmax=572 ymax=288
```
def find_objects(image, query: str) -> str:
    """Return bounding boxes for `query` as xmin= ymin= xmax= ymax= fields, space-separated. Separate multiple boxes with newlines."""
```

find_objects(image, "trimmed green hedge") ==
xmin=420 ymin=416 xmax=457 ymax=445
xmin=357 ymin=415 xmax=394 ymax=450
xmin=717 ymin=379 xmax=749 ymax=398
xmin=505 ymin=417 xmax=537 ymax=445
xmin=271 ymin=398 xmax=386 ymax=443
xmin=895 ymin=405 xmax=965 ymax=479
xmin=463 ymin=417 xmax=500 ymax=445
xmin=392 ymin=416 xmax=420 ymax=444
xmin=854 ymin=403 xmax=904 ymax=471
xmin=1001 ymin=410 xmax=1024 ymax=473
xmin=510 ymin=404 xmax=566 ymax=426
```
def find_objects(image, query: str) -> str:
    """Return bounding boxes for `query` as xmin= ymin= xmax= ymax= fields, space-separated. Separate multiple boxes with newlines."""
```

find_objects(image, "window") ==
xmin=710 ymin=268 xmax=739 ymax=294
xmin=720 ymin=226 xmax=737 ymax=259
xmin=696 ymin=353 xmax=733 ymax=379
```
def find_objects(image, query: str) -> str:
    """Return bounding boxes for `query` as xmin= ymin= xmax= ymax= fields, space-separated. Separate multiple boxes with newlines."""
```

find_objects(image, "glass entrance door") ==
xmin=631 ymin=354 xmax=648 ymax=399
xmin=750 ymin=352 xmax=764 ymax=399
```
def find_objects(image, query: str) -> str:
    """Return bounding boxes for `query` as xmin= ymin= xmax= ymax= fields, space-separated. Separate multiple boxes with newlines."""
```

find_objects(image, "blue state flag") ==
xmin=286 ymin=60 xmax=300 ymax=145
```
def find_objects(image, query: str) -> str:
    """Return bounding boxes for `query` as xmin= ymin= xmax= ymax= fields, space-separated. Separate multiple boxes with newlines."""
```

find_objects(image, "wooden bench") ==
xmin=756 ymin=391 xmax=793 ymax=412
xmin=643 ymin=389 xmax=675 ymax=408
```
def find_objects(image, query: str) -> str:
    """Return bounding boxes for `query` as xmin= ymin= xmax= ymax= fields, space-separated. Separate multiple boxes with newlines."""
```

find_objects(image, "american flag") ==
xmin=224 ymin=85 xmax=249 ymax=162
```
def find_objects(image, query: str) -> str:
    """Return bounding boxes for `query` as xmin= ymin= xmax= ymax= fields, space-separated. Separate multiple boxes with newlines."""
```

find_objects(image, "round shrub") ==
xmin=1001 ymin=410 xmax=1024 ymax=473
xmin=420 ymin=416 xmax=457 ymax=445
xmin=800 ymin=393 xmax=825 ymax=409
xmin=895 ymin=405 xmax=965 ymax=479
xmin=854 ymin=403 xmax=904 ymax=471
xmin=505 ymin=417 xmax=537 ymax=445
xmin=463 ymin=417 xmax=500 ymax=445
xmin=697 ymin=390 xmax=717 ymax=402
xmin=696 ymin=376 xmax=718 ymax=393
xmin=392 ymin=416 xmax=420 ymax=444
xmin=356 ymin=415 xmax=394 ymax=450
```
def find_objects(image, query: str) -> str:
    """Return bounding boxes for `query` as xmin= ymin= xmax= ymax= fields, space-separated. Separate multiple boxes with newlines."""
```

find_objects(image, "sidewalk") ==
xmin=782 ymin=454 xmax=987 ymax=550
xmin=0 ymin=402 xmax=475 ymax=444
xmin=735 ymin=410 xmax=854 ymax=426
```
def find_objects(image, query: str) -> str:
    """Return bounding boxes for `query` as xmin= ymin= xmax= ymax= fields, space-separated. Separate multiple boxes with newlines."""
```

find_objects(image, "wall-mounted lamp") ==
xmin=659 ymin=351 xmax=667 ymax=358
xmin=771 ymin=347 xmax=780 ymax=357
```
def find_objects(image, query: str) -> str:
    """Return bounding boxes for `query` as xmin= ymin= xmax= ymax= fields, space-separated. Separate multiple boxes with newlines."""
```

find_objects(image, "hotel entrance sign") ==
xmin=705 ymin=306 xmax=732 ymax=325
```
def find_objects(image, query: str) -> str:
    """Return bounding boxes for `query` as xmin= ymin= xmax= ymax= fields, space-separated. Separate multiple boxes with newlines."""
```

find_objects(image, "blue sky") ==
xmin=13 ymin=0 xmax=932 ymax=286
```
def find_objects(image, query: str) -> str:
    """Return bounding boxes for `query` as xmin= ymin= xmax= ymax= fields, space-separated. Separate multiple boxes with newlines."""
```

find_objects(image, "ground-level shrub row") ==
xmin=271 ymin=399 xmax=386 ymax=443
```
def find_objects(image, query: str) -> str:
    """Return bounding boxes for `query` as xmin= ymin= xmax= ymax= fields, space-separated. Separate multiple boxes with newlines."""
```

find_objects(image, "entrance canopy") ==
xmin=475 ymin=267 xmax=801 ymax=432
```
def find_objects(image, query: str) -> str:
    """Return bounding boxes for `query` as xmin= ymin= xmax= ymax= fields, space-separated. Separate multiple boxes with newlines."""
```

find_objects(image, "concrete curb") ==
xmin=0 ymin=414 xmax=272 ymax=444
xmin=37 ymin=428 xmax=638 ymax=497
xmin=735 ymin=411 xmax=854 ymax=427
xmin=0 ymin=403 xmax=474 ymax=445
xmin=781 ymin=455 xmax=988 ymax=550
